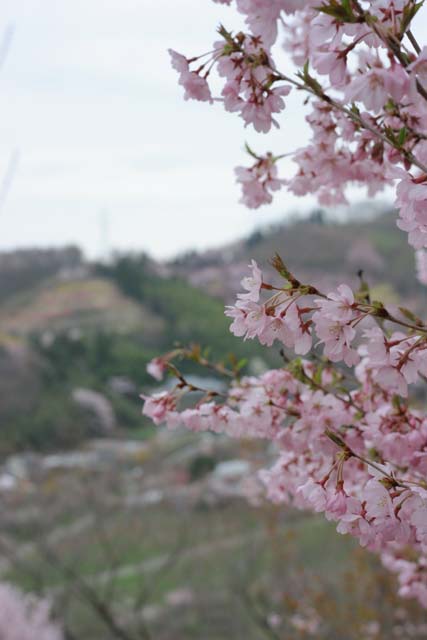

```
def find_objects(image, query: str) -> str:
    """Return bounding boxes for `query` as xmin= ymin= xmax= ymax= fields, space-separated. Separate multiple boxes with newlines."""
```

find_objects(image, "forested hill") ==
xmin=170 ymin=208 xmax=421 ymax=309
xmin=0 ymin=207 xmax=422 ymax=454
xmin=0 ymin=247 xmax=271 ymax=454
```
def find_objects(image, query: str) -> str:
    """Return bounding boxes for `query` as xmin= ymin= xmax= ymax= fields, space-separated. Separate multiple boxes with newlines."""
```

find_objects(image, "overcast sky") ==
xmin=0 ymin=1 xmax=424 ymax=260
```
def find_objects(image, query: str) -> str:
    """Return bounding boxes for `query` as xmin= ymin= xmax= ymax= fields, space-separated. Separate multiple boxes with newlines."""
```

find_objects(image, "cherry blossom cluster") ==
xmin=0 ymin=583 xmax=63 ymax=640
xmin=151 ymin=0 xmax=427 ymax=609
xmin=169 ymin=0 xmax=427 ymax=240
xmin=142 ymin=343 xmax=427 ymax=607
xmin=384 ymin=551 xmax=427 ymax=608
xmin=235 ymin=151 xmax=285 ymax=208
xmin=288 ymin=99 xmax=391 ymax=206
xmin=396 ymin=164 xmax=427 ymax=250
xmin=226 ymin=259 xmax=427 ymax=391
xmin=169 ymin=26 xmax=292 ymax=133
xmin=142 ymin=256 xmax=427 ymax=606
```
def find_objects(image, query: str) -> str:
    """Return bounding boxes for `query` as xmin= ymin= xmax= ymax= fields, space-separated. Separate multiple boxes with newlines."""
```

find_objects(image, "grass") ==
xmin=3 ymin=462 xmax=420 ymax=640
xmin=51 ymin=512 xmax=361 ymax=640
xmin=4 ymin=501 xmax=356 ymax=603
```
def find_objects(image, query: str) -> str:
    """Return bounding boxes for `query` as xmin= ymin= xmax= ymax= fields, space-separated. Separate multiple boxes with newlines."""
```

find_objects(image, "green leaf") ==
xmin=236 ymin=358 xmax=248 ymax=372
xmin=398 ymin=306 xmax=423 ymax=325
xmin=313 ymin=365 xmax=323 ymax=385
xmin=397 ymin=126 xmax=408 ymax=146
xmin=315 ymin=0 xmax=357 ymax=22
xmin=400 ymin=1 xmax=424 ymax=36
xmin=355 ymin=269 xmax=371 ymax=303
xmin=298 ymin=63 xmax=323 ymax=96
xmin=244 ymin=142 xmax=260 ymax=160
xmin=325 ymin=429 xmax=347 ymax=448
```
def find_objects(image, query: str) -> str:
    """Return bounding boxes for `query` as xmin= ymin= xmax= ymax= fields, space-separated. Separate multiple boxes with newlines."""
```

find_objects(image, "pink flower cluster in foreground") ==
xmin=144 ymin=0 xmax=427 ymax=610
xmin=169 ymin=30 xmax=292 ymax=134
xmin=143 ymin=258 xmax=427 ymax=608
xmin=168 ymin=0 xmax=427 ymax=242
xmin=0 ymin=583 xmax=63 ymax=640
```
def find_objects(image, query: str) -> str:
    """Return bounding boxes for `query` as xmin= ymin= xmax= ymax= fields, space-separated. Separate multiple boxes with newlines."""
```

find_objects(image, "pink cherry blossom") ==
xmin=346 ymin=65 xmax=409 ymax=112
xmin=159 ymin=0 xmax=427 ymax=609
xmin=363 ymin=480 xmax=395 ymax=522
xmin=216 ymin=32 xmax=292 ymax=131
xmin=312 ymin=46 xmax=348 ymax=86
xmin=282 ymin=302 xmax=312 ymax=354
xmin=408 ymin=46 xmax=427 ymax=81
xmin=168 ymin=49 xmax=212 ymax=103
xmin=235 ymin=0 xmax=286 ymax=48
xmin=147 ymin=357 xmax=166 ymax=381
xmin=313 ymin=306 xmax=358 ymax=362
xmin=416 ymin=249 xmax=427 ymax=285
xmin=312 ymin=285 xmax=360 ymax=366
xmin=0 ymin=583 xmax=63 ymax=640
xmin=235 ymin=153 xmax=285 ymax=209
xmin=396 ymin=172 xmax=427 ymax=249
xmin=325 ymin=489 xmax=348 ymax=520
xmin=141 ymin=391 xmax=177 ymax=425
xmin=316 ymin=284 xmax=356 ymax=322
xmin=238 ymin=259 xmax=263 ymax=302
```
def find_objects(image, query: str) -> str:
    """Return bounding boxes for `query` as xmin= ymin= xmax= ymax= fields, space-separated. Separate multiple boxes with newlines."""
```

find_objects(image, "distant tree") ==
xmin=0 ymin=583 xmax=62 ymax=640
xmin=245 ymin=230 xmax=264 ymax=248
xmin=308 ymin=209 xmax=326 ymax=225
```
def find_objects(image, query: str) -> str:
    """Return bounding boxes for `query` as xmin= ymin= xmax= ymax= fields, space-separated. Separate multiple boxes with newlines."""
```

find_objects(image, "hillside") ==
xmin=0 ymin=249 xmax=271 ymax=454
xmin=0 ymin=206 xmax=423 ymax=454
xmin=0 ymin=277 xmax=163 ymax=337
